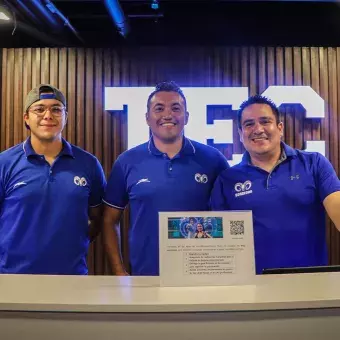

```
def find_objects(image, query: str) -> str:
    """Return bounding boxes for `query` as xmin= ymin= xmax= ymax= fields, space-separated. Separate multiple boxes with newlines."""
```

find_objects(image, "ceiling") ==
xmin=1 ymin=0 xmax=340 ymax=47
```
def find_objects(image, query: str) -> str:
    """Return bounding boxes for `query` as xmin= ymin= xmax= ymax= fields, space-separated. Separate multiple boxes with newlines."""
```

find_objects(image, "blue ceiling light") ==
xmin=151 ymin=0 xmax=159 ymax=10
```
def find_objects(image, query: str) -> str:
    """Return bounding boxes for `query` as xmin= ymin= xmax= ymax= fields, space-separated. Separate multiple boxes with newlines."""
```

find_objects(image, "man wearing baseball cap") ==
xmin=0 ymin=84 xmax=106 ymax=274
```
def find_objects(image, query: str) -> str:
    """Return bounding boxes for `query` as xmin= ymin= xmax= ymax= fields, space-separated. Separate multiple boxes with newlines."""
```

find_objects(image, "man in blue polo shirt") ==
xmin=0 ymin=84 xmax=106 ymax=274
xmin=103 ymin=81 xmax=229 ymax=276
xmin=210 ymin=95 xmax=340 ymax=274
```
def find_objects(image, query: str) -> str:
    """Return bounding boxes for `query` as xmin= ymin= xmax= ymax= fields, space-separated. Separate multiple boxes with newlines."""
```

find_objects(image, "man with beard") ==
xmin=210 ymin=95 xmax=340 ymax=274
xmin=103 ymin=81 xmax=229 ymax=276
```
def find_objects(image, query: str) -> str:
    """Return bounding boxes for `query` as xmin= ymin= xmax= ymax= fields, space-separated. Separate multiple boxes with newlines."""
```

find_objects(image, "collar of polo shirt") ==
xmin=147 ymin=136 xmax=196 ymax=157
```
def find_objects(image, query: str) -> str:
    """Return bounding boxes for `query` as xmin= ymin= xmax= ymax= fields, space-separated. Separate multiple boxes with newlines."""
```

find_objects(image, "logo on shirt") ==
xmin=136 ymin=178 xmax=150 ymax=185
xmin=13 ymin=181 xmax=27 ymax=189
xmin=234 ymin=180 xmax=253 ymax=197
xmin=290 ymin=174 xmax=300 ymax=180
xmin=195 ymin=173 xmax=208 ymax=184
xmin=74 ymin=176 xmax=87 ymax=186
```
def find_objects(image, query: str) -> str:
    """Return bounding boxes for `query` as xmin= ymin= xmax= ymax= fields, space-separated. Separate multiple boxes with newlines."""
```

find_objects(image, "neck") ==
xmin=30 ymin=134 xmax=63 ymax=159
xmin=250 ymin=146 xmax=282 ymax=172
xmin=153 ymin=134 xmax=184 ymax=159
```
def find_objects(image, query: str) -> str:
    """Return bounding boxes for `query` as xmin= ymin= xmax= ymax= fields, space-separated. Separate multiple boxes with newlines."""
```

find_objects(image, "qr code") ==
xmin=230 ymin=221 xmax=244 ymax=235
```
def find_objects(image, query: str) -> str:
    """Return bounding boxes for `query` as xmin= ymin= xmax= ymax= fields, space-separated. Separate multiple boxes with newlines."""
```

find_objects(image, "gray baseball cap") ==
xmin=24 ymin=84 xmax=66 ymax=112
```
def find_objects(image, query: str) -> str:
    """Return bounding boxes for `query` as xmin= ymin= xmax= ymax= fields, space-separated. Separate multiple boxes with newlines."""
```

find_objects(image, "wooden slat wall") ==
xmin=1 ymin=47 xmax=340 ymax=274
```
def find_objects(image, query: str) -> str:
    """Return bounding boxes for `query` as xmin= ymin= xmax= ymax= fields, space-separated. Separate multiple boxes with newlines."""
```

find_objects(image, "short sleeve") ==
xmin=89 ymin=158 xmax=107 ymax=207
xmin=103 ymin=158 xmax=129 ymax=210
xmin=0 ymin=163 xmax=5 ymax=205
xmin=0 ymin=177 xmax=4 ymax=205
xmin=209 ymin=174 xmax=230 ymax=211
xmin=217 ymin=151 xmax=230 ymax=173
xmin=315 ymin=153 xmax=340 ymax=201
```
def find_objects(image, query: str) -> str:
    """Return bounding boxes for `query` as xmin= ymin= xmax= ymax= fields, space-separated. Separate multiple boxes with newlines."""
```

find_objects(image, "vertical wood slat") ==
xmin=22 ymin=49 xmax=32 ymax=140
xmin=302 ymin=48 xmax=312 ymax=144
xmin=2 ymin=46 xmax=340 ymax=274
xmin=49 ymin=48 xmax=59 ymax=87
xmin=13 ymin=49 xmax=23 ymax=146
xmin=284 ymin=47 xmax=294 ymax=147
xmin=67 ymin=48 xmax=76 ymax=145
xmin=293 ymin=47 xmax=303 ymax=150
xmin=249 ymin=47 xmax=257 ymax=96
xmin=41 ymin=48 xmax=50 ymax=84
xmin=5 ymin=49 xmax=14 ymax=148
xmin=293 ymin=47 xmax=302 ymax=86
xmin=241 ymin=47 xmax=248 ymax=87
xmin=267 ymin=47 xmax=275 ymax=87
xmin=310 ymin=47 xmax=321 ymax=141
xmin=231 ymin=47 xmax=240 ymax=87
xmin=76 ymin=48 xmax=85 ymax=149
xmin=1 ymin=48 xmax=6 ymax=151
xmin=31 ymin=48 xmax=41 ymax=89
xmin=319 ymin=48 xmax=330 ymax=157
xmin=258 ymin=47 xmax=266 ymax=93
xmin=276 ymin=47 xmax=284 ymax=85
xmin=59 ymin=48 xmax=67 ymax=140
xmin=85 ymin=48 xmax=94 ymax=154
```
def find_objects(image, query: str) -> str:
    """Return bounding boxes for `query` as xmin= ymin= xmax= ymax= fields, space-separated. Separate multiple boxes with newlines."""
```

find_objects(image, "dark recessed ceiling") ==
xmin=1 ymin=0 xmax=340 ymax=47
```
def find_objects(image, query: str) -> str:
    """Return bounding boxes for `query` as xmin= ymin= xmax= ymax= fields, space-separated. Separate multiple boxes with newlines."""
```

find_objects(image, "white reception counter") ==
xmin=1 ymin=272 xmax=340 ymax=339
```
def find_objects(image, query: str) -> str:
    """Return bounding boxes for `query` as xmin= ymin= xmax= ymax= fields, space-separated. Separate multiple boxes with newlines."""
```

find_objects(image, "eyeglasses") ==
xmin=29 ymin=106 xmax=66 ymax=117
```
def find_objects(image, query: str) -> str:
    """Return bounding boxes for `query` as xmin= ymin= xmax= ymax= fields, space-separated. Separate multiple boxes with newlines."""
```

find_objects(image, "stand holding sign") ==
xmin=159 ymin=211 xmax=256 ymax=287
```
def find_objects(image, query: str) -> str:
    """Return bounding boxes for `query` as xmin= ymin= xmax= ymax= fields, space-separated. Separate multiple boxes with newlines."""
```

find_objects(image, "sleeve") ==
xmin=0 ymin=163 xmax=5 ymax=205
xmin=0 ymin=177 xmax=4 ymax=205
xmin=103 ymin=158 xmax=129 ymax=210
xmin=209 ymin=174 xmax=230 ymax=211
xmin=89 ymin=157 xmax=107 ymax=208
xmin=217 ymin=151 xmax=230 ymax=173
xmin=315 ymin=153 xmax=340 ymax=202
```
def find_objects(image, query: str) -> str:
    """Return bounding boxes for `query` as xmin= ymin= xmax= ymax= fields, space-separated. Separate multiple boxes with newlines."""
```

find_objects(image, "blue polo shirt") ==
xmin=210 ymin=142 xmax=340 ymax=274
xmin=104 ymin=137 xmax=229 ymax=275
xmin=0 ymin=137 xmax=106 ymax=275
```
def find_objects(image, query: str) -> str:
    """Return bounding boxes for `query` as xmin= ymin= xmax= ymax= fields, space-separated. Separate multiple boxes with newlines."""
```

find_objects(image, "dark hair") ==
xmin=146 ymin=81 xmax=187 ymax=111
xmin=237 ymin=95 xmax=280 ymax=129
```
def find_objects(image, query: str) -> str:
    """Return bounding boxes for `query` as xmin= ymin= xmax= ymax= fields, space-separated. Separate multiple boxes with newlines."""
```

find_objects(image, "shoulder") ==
xmin=115 ymin=142 xmax=149 ymax=164
xmin=69 ymin=144 xmax=102 ymax=167
xmin=0 ymin=143 xmax=25 ymax=164
xmin=189 ymin=140 xmax=226 ymax=161
xmin=290 ymin=148 xmax=327 ymax=168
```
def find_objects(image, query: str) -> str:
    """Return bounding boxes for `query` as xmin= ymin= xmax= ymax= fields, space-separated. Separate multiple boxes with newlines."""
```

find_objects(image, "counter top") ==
xmin=1 ymin=272 xmax=340 ymax=313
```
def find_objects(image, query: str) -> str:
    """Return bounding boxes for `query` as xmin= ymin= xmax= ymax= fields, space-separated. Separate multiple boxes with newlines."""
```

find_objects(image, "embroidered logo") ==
xmin=13 ymin=181 xmax=27 ymax=189
xmin=74 ymin=176 xmax=87 ymax=186
xmin=195 ymin=173 xmax=208 ymax=184
xmin=234 ymin=180 xmax=253 ymax=197
xmin=290 ymin=174 xmax=300 ymax=180
xmin=136 ymin=178 xmax=151 ymax=185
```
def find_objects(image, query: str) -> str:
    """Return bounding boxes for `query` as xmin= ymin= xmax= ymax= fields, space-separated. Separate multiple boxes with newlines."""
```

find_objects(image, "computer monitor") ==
xmin=262 ymin=265 xmax=340 ymax=275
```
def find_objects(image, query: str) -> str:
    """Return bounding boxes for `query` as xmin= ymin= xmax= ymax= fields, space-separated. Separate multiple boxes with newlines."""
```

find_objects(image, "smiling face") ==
xmin=24 ymin=95 xmax=67 ymax=142
xmin=238 ymin=103 xmax=283 ymax=158
xmin=146 ymin=91 xmax=189 ymax=144
xmin=196 ymin=224 xmax=203 ymax=232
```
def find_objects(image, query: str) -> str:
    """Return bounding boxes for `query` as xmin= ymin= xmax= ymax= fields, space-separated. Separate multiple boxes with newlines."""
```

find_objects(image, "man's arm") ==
xmin=88 ymin=204 xmax=104 ymax=242
xmin=102 ymin=204 xmax=128 ymax=275
xmin=324 ymin=192 xmax=340 ymax=232
xmin=210 ymin=174 xmax=229 ymax=211
xmin=88 ymin=157 xmax=107 ymax=242
xmin=314 ymin=153 xmax=340 ymax=232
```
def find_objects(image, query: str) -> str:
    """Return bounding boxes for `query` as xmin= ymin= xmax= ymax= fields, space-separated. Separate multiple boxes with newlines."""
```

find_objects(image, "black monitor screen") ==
xmin=262 ymin=265 xmax=340 ymax=275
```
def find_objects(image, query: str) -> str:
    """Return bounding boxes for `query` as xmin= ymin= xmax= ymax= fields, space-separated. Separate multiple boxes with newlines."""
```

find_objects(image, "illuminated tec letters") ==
xmin=105 ymin=86 xmax=325 ymax=165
